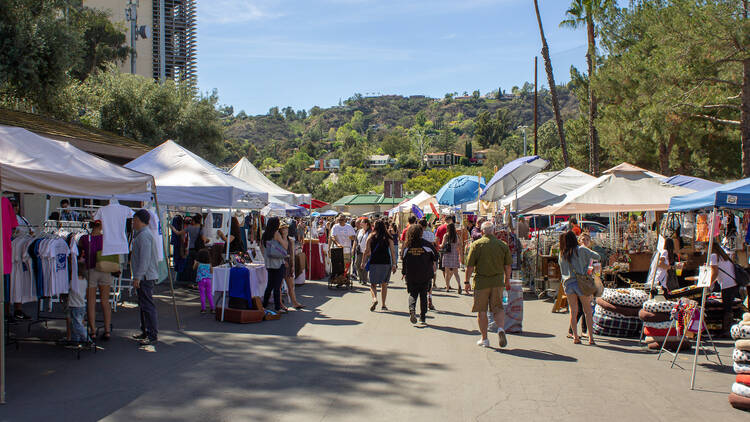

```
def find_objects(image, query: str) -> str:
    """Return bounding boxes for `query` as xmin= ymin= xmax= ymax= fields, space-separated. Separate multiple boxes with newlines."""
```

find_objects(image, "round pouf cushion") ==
xmin=642 ymin=299 xmax=677 ymax=314
xmin=593 ymin=307 xmax=642 ymax=338
xmin=728 ymin=393 xmax=750 ymax=411
xmin=639 ymin=308 xmax=671 ymax=323
xmin=735 ymin=348 xmax=750 ymax=364
xmin=732 ymin=382 xmax=750 ymax=398
xmin=643 ymin=326 xmax=672 ymax=337
xmin=732 ymin=324 xmax=750 ymax=340
xmin=735 ymin=362 xmax=750 ymax=374
xmin=737 ymin=339 xmax=750 ymax=351
xmin=595 ymin=297 xmax=640 ymax=317
xmin=643 ymin=320 xmax=673 ymax=330
xmin=601 ymin=288 xmax=648 ymax=308
xmin=737 ymin=374 xmax=750 ymax=385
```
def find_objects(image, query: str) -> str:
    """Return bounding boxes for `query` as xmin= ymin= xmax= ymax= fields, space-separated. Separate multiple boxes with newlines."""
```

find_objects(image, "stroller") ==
xmin=328 ymin=247 xmax=352 ymax=289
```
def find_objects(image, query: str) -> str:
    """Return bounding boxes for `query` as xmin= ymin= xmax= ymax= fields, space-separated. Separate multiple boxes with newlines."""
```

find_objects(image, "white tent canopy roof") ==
xmin=500 ymin=167 xmax=596 ymax=213
xmin=0 ymin=125 xmax=154 ymax=197
xmin=229 ymin=157 xmax=311 ymax=205
xmin=527 ymin=167 xmax=695 ymax=215
xmin=387 ymin=191 xmax=437 ymax=216
xmin=125 ymin=140 xmax=267 ymax=208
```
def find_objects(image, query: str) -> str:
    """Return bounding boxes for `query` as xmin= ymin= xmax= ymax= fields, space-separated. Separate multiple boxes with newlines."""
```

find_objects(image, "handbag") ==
xmin=96 ymin=251 xmax=120 ymax=273
xmin=441 ymin=241 xmax=451 ymax=253
xmin=573 ymin=271 xmax=598 ymax=296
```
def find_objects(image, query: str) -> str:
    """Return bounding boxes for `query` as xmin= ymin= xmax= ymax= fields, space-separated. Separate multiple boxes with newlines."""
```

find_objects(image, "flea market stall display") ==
xmin=0 ymin=125 xmax=162 ymax=402
xmin=526 ymin=163 xmax=696 ymax=297
xmin=666 ymin=177 xmax=750 ymax=391
xmin=124 ymin=140 xmax=278 ymax=324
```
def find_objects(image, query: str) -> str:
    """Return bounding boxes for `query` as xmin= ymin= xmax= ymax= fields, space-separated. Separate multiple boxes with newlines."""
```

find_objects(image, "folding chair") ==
xmin=657 ymin=301 xmax=722 ymax=368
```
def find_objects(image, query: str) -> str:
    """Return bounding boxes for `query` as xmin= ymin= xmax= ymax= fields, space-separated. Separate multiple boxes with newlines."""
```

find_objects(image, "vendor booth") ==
xmin=229 ymin=157 xmax=311 ymax=206
xmin=0 ymin=125 xmax=161 ymax=402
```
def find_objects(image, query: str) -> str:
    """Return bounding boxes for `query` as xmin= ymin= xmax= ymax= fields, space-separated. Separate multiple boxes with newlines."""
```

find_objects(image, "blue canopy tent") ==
xmin=666 ymin=177 xmax=750 ymax=390
xmin=319 ymin=210 xmax=339 ymax=217
xmin=436 ymin=175 xmax=487 ymax=206
xmin=662 ymin=175 xmax=721 ymax=193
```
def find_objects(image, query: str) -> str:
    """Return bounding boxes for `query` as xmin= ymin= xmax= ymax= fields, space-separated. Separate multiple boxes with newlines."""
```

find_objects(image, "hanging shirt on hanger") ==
xmin=1 ymin=197 xmax=19 ymax=275
xmin=94 ymin=200 xmax=134 ymax=256
xmin=148 ymin=207 xmax=165 ymax=262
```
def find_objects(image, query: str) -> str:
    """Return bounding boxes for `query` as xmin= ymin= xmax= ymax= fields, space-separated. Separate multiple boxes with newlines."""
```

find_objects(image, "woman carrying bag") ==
xmin=361 ymin=220 xmax=397 ymax=312
xmin=558 ymin=230 xmax=600 ymax=345
xmin=78 ymin=220 xmax=117 ymax=341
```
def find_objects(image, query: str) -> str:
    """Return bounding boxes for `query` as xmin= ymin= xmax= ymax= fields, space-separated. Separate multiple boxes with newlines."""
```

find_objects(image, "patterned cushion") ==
xmin=733 ymin=382 xmax=750 ymax=398
xmin=638 ymin=308 xmax=671 ymax=323
xmin=728 ymin=393 xmax=750 ymax=411
xmin=592 ymin=309 xmax=642 ymax=338
xmin=737 ymin=339 xmax=750 ymax=351
xmin=601 ymin=288 xmax=648 ymax=307
xmin=735 ymin=348 xmax=750 ymax=364
xmin=643 ymin=320 xmax=673 ymax=330
xmin=732 ymin=324 xmax=750 ymax=340
xmin=643 ymin=326 xmax=673 ymax=337
xmin=735 ymin=362 xmax=750 ymax=374
xmin=595 ymin=306 xmax=641 ymax=321
xmin=595 ymin=297 xmax=641 ymax=317
xmin=644 ymin=335 xmax=682 ymax=343
xmin=737 ymin=374 xmax=750 ymax=385
xmin=642 ymin=299 xmax=677 ymax=314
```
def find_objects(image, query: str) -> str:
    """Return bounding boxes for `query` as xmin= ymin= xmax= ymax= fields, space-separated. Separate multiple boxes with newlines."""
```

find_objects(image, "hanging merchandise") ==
xmin=696 ymin=213 xmax=709 ymax=242
xmin=147 ymin=207 xmax=165 ymax=261
xmin=94 ymin=199 xmax=134 ymax=256
xmin=2 ymin=196 xmax=18 ymax=276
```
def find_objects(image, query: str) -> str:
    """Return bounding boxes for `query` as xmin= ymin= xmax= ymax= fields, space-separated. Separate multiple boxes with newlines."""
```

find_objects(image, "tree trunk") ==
xmin=742 ymin=57 xmax=750 ymax=177
xmin=533 ymin=0 xmax=569 ymax=167
xmin=658 ymin=132 xmax=677 ymax=176
xmin=586 ymin=18 xmax=600 ymax=176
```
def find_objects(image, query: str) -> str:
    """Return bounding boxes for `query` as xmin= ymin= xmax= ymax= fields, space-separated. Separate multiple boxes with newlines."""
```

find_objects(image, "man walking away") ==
xmin=131 ymin=209 xmax=160 ymax=351
xmin=465 ymin=222 xmax=512 ymax=348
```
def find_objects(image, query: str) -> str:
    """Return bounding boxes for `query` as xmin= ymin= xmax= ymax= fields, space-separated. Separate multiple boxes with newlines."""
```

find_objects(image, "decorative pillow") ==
xmin=737 ymin=339 xmax=750 ymax=352
xmin=643 ymin=327 xmax=672 ymax=337
xmin=638 ymin=309 xmax=671 ymax=323
xmin=643 ymin=320 xmax=673 ymax=330
xmin=728 ymin=393 xmax=750 ymax=411
xmin=595 ymin=307 xmax=641 ymax=321
xmin=737 ymin=374 xmax=750 ymax=386
xmin=734 ymin=348 xmax=750 ymax=364
xmin=732 ymin=382 xmax=750 ymax=398
xmin=595 ymin=297 xmax=640 ymax=317
xmin=592 ymin=312 xmax=642 ymax=338
xmin=732 ymin=324 xmax=750 ymax=340
xmin=735 ymin=362 xmax=750 ymax=374
xmin=642 ymin=299 xmax=677 ymax=314
xmin=601 ymin=288 xmax=648 ymax=307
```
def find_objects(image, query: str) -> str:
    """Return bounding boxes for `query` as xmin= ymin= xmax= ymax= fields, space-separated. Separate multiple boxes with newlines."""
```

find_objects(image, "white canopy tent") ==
xmin=526 ymin=165 xmax=694 ymax=215
xmin=500 ymin=167 xmax=596 ymax=213
xmin=125 ymin=140 xmax=268 ymax=208
xmin=0 ymin=125 xmax=163 ymax=403
xmin=229 ymin=157 xmax=310 ymax=206
xmin=386 ymin=191 xmax=437 ymax=217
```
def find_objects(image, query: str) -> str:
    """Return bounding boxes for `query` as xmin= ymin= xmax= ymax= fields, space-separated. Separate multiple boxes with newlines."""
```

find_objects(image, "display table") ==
xmin=303 ymin=240 xmax=326 ymax=280
xmin=213 ymin=264 xmax=268 ymax=299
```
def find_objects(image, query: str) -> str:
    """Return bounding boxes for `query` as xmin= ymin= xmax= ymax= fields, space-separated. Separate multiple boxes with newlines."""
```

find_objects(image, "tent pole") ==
xmin=0 ymin=168 xmax=6 ymax=404
xmin=44 ymin=195 xmax=50 ymax=221
xmin=221 ymin=207 xmax=233 ymax=322
xmin=690 ymin=207 xmax=717 ymax=390
xmin=152 ymin=190 xmax=181 ymax=330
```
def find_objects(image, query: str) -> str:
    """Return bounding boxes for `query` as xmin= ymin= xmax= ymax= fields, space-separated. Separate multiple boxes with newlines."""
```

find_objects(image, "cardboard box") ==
xmin=215 ymin=307 xmax=264 ymax=323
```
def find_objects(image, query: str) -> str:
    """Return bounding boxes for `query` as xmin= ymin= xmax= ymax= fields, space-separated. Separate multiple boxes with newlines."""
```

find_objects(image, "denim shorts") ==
xmin=564 ymin=279 xmax=584 ymax=296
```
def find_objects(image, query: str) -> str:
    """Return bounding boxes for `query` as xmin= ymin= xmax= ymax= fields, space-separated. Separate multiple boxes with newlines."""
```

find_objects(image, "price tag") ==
xmin=697 ymin=265 xmax=711 ymax=287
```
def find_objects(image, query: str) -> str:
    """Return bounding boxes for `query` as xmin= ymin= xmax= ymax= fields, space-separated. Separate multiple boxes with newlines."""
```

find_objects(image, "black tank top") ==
xmin=369 ymin=235 xmax=391 ymax=265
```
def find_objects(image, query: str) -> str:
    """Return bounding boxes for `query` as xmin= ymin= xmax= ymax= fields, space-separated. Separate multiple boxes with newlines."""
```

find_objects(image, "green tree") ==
xmin=69 ymin=6 xmax=130 ymax=81
xmin=561 ymin=0 xmax=615 ymax=176
xmin=282 ymin=151 xmax=314 ymax=185
xmin=350 ymin=110 xmax=365 ymax=133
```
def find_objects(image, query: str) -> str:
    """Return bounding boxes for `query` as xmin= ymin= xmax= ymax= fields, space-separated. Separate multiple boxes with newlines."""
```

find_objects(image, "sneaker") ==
xmin=498 ymin=330 xmax=508 ymax=348
xmin=409 ymin=310 xmax=417 ymax=324
xmin=139 ymin=338 xmax=157 ymax=346
xmin=370 ymin=301 xmax=378 ymax=312
xmin=419 ymin=317 xmax=427 ymax=326
xmin=131 ymin=332 xmax=148 ymax=341
xmin=477 ymin=338 xmax=490 ymax=348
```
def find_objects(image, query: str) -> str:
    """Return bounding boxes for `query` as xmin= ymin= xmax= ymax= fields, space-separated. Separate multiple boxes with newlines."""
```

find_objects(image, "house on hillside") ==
xmin=474 ymin=149 xmax=490 ymax=165
xmin=366 ymin=154 xmax=396 ymax=168
xmin=307 ymin=158 xmax=341 ymax=172
xmin=423 ymin=152 xmax=463 ymax=167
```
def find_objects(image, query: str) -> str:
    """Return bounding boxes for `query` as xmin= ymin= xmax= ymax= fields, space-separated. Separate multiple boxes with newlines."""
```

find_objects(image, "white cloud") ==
xmin=199 ymin=0 xmax=283 ymax=24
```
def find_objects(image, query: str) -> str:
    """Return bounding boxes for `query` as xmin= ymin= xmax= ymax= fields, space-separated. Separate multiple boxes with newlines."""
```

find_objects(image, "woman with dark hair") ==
xmin=262 ymin=217 xmax=288 ymax=312
xmin=401 ymin=224 xmax=437 ymax=325
xmin=439 ymin=223 xmax=463 ymax=292
xmin=710 ymin=240 xmax=738 ymax=336
xmin=217 ymin=216 xmax=244 ymax=254
xmin=558 ymin=230 xmax=599 ymax=345
xmin=361 ymin=219 xmax=397 ymax=311
xmin=280 ymin=222 xmax=304 ymax=310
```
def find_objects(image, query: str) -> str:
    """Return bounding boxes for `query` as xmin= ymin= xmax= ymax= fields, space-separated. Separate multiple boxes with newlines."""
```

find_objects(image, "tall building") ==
xmin=83 ymin=0 xmax=197 ymax=88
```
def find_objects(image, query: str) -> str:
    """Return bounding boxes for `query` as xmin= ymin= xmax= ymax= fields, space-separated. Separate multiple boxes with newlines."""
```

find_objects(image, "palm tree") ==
xmin=560 ymin=0 xmax=613 ymax=176
xmin=533 ymin=0 xmax=569 ymax=167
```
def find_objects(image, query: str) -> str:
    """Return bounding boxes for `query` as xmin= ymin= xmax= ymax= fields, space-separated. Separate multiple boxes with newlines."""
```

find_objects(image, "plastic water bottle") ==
xmin=502 ymin=290 xmax=508 ymax=306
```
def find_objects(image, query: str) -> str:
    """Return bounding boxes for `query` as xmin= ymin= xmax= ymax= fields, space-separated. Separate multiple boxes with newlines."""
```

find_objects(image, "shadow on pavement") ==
xmin=498 ymin=348 xmax=578 ymax=362
xmin=514 ymin=331 xmax=555 ymax=338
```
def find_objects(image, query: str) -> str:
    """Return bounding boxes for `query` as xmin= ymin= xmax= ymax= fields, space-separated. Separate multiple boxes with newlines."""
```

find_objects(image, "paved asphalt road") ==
xmin=1 ymin=271 xmax=747 ymax=421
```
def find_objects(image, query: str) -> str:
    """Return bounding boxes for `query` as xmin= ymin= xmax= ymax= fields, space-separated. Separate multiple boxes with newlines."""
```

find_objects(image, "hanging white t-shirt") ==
xmin=94 ymin=202 xmax=134 ymax=256
xmin=330 ymin=223 xmax=356 ymax=254
xmin=710 ymin=253 xmax=736 ymax=289
xmin=148 ymin=208 xmax=165 ymax=262
xmin=654 ymin=250 xmax=669 ymax=288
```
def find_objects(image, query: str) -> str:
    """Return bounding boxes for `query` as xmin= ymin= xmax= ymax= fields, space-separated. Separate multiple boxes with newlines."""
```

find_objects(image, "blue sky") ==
xmin=196 ymin=0 xmax=586 ymax=116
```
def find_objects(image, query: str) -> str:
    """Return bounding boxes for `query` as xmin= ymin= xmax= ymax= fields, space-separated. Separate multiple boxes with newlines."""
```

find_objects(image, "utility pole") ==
xmin=534 ymin=56 xmax=538 ymax=155
xmin=518 ymin=125 xmax=529 ymax=156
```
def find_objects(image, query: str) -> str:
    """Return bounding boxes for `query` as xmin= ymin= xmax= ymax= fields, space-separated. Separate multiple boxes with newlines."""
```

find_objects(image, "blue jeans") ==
xmin=69 ymin=307 xmax=90 ymax=342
